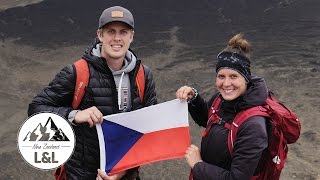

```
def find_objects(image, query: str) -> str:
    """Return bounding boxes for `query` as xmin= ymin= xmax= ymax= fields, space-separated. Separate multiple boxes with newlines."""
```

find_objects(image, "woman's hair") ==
xmin=216 ymin=33 xmax=252 ymax=82
xmin=223 ymin=33 xmax=252 ymax=61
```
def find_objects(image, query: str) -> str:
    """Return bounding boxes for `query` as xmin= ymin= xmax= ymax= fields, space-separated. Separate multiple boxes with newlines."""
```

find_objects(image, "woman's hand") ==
xmin=176 ymin=86 xmax=195 ymax=101
xmin=96 ymin=169 xmax=126 ymax=180
xmin=185 ymin=144 xmax=202 ymax=168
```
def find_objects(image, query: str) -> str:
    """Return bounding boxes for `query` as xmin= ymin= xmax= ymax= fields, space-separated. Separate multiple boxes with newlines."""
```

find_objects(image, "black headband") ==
xmin=216 ymin=51 xmax=251 ymax=82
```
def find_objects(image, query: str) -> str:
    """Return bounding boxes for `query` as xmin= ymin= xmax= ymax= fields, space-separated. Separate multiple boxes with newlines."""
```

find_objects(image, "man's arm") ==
xmin=28 ymin=64 xmax=75 ymax=119
xmin=142 ymin=65 xmax=157 ymax=106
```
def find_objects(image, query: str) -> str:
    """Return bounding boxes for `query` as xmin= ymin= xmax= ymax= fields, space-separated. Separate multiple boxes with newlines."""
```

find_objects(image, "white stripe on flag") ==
xmin=103 ymin=99 xmax=188 ymax=133
xmin=96 ymin=124 xmax=106 ymax=172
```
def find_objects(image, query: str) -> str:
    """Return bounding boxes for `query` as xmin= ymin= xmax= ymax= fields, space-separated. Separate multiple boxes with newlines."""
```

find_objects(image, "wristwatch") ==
xmin=189 ymin=87 xmax=198 ymax=102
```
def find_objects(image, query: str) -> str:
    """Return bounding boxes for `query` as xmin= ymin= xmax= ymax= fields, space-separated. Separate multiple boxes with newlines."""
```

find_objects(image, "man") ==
xmin=28 ymin=6 xmax=157 ymax=179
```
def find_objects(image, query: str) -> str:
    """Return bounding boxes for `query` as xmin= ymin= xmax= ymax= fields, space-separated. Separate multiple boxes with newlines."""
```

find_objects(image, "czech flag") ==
xmin=96 ymin=99 xmax=190 ymax=175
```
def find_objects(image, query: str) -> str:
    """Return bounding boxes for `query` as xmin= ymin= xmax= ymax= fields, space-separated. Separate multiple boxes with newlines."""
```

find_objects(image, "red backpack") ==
xmin=54 ymin=58 xmax=146 ymax=180
xmin=203 ymin=92 xmax=301 ymax=180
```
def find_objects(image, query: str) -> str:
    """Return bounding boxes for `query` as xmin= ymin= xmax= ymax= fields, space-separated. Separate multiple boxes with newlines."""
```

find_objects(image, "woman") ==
xmin=176 ymin=33 xmax=269 ymax=179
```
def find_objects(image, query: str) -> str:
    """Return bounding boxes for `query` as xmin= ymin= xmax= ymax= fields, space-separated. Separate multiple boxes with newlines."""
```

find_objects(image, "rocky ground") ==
xmin=0 ymin=0 xmax=319 ymax=179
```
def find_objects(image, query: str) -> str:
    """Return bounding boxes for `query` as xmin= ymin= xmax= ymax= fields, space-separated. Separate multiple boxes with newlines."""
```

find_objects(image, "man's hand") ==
xmin=96 ymin=169 xmax=126 ymax=180
xmin=74 ymin=106 xmax=103 ymax=127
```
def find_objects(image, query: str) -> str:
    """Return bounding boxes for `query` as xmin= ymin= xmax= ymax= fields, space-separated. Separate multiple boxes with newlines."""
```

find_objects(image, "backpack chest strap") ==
xmin=203 ymin=96 xmax=232 ymax=137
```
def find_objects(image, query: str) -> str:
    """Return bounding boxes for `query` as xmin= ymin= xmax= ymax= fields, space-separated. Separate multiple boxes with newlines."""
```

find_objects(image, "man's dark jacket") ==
xmin=28 ymin=44 xmax=157 ymax=179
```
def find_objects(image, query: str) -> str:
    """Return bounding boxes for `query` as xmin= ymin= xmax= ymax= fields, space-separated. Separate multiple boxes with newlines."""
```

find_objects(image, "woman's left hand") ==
xmin=185 ymin=144 xmax=202 ymax=168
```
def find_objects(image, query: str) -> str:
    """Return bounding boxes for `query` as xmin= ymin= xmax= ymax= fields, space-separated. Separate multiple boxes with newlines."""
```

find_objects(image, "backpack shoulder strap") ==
xmin=208 ymin=95 xmax=222 ymax=119
xmin=72 ymin=59 xmax=89 ymax=109
xmin=202 ymin=96 xmax=223 ymax=137
xmin=212 ymin=96 xmax=222 ymax=110
xmin=136 ymin=63 xmax=145 ymax=103
xmin=227 ymin=106 xmax=270 ymax=155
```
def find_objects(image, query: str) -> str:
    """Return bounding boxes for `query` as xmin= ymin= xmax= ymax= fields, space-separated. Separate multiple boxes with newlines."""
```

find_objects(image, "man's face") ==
xmin=97 ymin=22 xmax=134 ymax=61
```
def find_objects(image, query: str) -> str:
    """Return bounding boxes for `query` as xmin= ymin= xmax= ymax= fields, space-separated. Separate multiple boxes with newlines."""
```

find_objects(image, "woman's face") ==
xmin=215 ymin=68 xmax=247 ymax=101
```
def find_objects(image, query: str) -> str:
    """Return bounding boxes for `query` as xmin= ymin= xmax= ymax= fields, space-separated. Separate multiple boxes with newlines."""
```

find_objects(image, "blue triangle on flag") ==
xmin=101 ymin=120 xmax=143 ymax=173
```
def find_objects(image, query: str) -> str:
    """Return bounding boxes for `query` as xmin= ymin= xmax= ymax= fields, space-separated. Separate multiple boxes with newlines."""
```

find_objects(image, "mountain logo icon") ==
xmin=23 ymin=117 xmax=70 ymax=142
xmin=17 ymin=112 xmax=75 ymax=170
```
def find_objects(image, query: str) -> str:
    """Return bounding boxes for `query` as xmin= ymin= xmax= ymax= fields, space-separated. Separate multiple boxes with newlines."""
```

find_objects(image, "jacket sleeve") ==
xmin=192 ymin=116 xmax=268 ymax=180
xmin=142 ymin=65 xmax=157 ymax=106
xmin=28 ymin=64 xmax=75 ymax=119
xmin=188 ymin=94 xmax=213 ymax=127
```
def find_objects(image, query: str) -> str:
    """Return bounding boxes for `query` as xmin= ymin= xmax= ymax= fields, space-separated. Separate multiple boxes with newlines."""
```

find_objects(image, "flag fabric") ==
xmin=96 ymin=99 xmax=190 ymax=175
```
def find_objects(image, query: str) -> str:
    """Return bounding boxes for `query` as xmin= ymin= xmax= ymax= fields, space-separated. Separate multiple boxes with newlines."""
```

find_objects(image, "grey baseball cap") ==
xmin=98 ymin=6 xmax=134 ymax=29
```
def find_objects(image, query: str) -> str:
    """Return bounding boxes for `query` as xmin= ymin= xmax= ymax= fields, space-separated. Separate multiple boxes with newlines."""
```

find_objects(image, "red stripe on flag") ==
xmin=110 ymin=126 xmax=190 ymax=174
